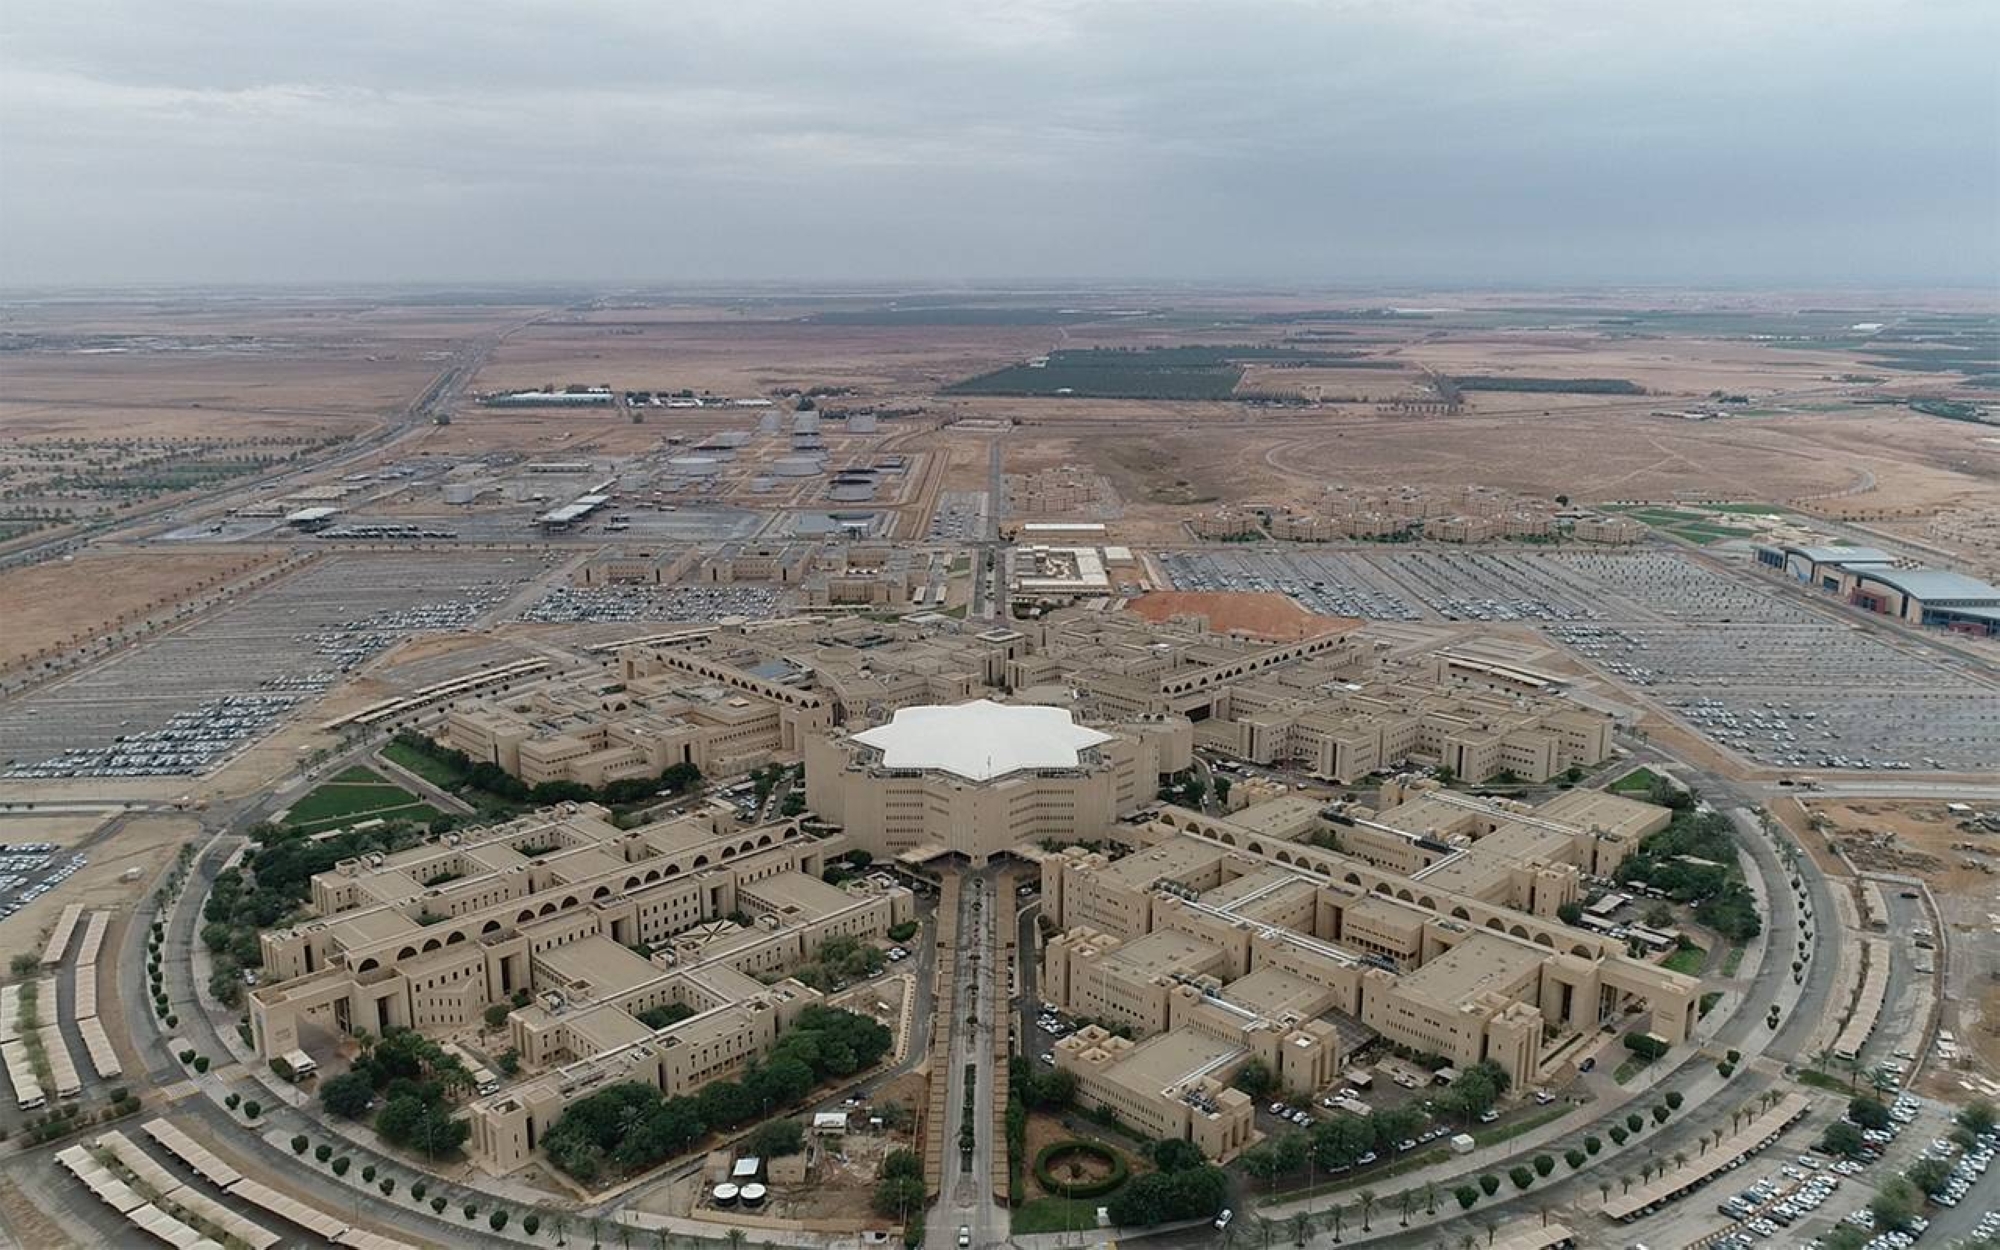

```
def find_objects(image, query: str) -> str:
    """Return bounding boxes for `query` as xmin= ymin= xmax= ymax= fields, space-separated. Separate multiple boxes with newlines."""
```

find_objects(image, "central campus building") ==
xmin=248 ymin=606 xmax=1700 ymax=1175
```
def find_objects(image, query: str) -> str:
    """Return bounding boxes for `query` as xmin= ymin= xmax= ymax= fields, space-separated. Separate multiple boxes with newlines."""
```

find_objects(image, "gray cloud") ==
xmin=2 ymin=0 xmax=1995 ymax=287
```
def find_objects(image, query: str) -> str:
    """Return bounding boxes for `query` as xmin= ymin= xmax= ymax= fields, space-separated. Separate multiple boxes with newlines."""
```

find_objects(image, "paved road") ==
xmin=932 ymin=869 xmax=1007 ymax=1250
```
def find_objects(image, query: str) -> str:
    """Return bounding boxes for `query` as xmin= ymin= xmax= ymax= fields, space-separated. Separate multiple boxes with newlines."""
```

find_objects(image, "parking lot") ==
xmin=0 ymin=551 xmax=545 ymax=777
xmin=516 ymin=583 xmax=785 ymax=623
xmin=0 ymin=842 xmax=85 ymax=921
xmin=928 ymin=491 xmax=989 ymax=542
xmin=1158 ymin=548 xmax=2000 ymax=772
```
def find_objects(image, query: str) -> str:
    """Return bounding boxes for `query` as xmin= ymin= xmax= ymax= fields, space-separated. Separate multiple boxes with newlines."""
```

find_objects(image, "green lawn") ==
xmin=1721 ymin=944 xmax=1747 ymax=977
xmin=1613 ymin=1055 xmax=1654 ymax=1085
xmin=283 ymin=769 xmax=439 ymax=832
xmin=380 ymin=740 xmax=468 ymax=789
xmin=1609 ymin=767 xmax=1661 ymax=794
xmin=1012 ymin=1196 xmax=1109 ymax=1234
xmin=1662 ymin=944 xmax=1708 ymax=976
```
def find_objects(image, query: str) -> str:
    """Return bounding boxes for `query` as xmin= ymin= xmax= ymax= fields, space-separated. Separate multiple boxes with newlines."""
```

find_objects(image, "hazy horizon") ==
xmin=4 ymin=0 xmax=1997 ymax=290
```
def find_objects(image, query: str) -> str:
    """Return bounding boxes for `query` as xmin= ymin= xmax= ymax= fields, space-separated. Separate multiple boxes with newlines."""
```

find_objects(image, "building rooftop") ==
xmin=850 ymin=699 xmax=1113 ymax=782
xmin=1103 ymin=1028 xmax=1247 ymax=1093
xmin=1394 ymin=933 xmax=1545 ymax=1007
xmin=1846 ymin=566 xmax=2000 ymax=604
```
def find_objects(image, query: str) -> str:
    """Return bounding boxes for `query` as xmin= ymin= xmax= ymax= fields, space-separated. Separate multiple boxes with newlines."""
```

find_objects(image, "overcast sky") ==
xmin=3 ymin=0 xmax=1997 ymax=289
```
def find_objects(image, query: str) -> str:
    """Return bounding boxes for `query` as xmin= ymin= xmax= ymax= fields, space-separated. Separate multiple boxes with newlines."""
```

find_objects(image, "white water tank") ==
xmin=669 ymin=456 xmax=722 ymax=478
xmin=792 ymin=411 xmax=821 ymax=435
xmin=847 ymin=412 xmax=879 ymax=433
xmin=773 ymin=455 xmax=822 ymax=477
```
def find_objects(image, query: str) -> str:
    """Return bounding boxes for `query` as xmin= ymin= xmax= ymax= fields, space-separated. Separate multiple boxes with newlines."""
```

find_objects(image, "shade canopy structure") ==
xmin=851 ymin=699 xmax=1113 ymax=783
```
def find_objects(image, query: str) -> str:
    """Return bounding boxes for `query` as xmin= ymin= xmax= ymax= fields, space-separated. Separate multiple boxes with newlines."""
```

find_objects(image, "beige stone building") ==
xmin=804 ymin=699 xmax=1192 ymax=865
xmin=1038 ymin=787 xmax=1697 ymax=1099
xmin=1571 ymin=515 xmax=1646 ymax=544
xmin=245 ymin=801 xmax=913 ymax=1175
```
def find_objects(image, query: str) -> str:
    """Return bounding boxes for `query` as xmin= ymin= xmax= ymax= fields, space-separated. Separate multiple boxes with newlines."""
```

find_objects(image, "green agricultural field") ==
xmin=944 ymin=345 xmax=1400 ymax=400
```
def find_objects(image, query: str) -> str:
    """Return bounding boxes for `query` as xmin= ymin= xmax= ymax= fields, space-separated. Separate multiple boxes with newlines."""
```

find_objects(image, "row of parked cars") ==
xmin=1922 ymin=1126 xmax=1992 ymax=1208
xmin=1718 ymin=1155 xmax=1845 ymax=1238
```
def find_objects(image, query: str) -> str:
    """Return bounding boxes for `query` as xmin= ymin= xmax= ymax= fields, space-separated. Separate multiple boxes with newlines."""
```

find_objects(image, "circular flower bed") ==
xmin=1032 ymin=1139 xmax=1129 ymax=1198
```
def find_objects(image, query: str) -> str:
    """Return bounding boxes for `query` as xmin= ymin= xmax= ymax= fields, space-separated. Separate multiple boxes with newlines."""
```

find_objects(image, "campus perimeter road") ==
xmin=933 ymin=870 xmax=1008 ymax=1250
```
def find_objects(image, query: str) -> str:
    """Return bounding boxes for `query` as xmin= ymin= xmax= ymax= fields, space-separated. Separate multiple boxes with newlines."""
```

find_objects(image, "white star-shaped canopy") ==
xmin=850 ymin=699 xmax=1114 ymax=782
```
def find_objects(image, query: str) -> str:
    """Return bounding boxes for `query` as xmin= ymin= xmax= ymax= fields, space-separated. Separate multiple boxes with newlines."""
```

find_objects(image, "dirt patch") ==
xmin=0 ymin=813 xmax=196 ymax=957
xmin=1126 ymin=592 xmax=1361 ymax=642
xmin=1805 ymin=800 xmax=2000 ymax=896
xmin=0 ymin=549 xmax=282 ymax=671
xmin=0 ymin=1171 xmax=80 ymax=1249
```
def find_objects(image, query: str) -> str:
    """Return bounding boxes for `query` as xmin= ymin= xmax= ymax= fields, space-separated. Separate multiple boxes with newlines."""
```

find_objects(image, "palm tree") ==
xmin=726 ymin=1230 xmax=745 ymax=1250
xmin=1398 ymin=1190 xmax=1415 ymax=1227
xmin=1290 ymin=1212 xmax=1310 ymax=1246
xmin=1481 ymin=1218 xmax=1497 ymax=1247
xmin=1730 ymin=1106 xmax=1745 ymax=1133
xmin=1423 ymin=1181 xmax=1438 ymax=1216
xmin=1813 ymin=1046 xmax=1835 ymax=1073
xmin=1621 ymin=1174 xmax=1634 ymax=1195
xmin=555 ymin=1214 xmax=568 ymax=1247
xmin=1330 ymin=1203 xmax=1345 ymax=1244
xmin=1674 ymin=1150 xmax=1688 ymax=1172
xmin=1460 ymin=1236 xmax=1476 ymax=1250
xmin=1358 ymin=1189 xmax=1377 ymax=1233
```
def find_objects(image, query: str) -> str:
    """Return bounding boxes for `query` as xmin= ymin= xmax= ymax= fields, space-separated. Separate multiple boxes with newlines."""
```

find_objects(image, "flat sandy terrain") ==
xmin=0 ymin=811 xmax=195 ymax=957
xmin=1126 ymin=591 xmax=1359 ymax=641
xmin=0 ymin=548 xmax=281 ymax=669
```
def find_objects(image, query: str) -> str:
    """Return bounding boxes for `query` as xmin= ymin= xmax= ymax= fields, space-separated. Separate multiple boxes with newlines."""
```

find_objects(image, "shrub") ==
xmin=463 ymin=1203 xmax=478 ymax=1221
xmin=224 ymin=1093 xmax=241 ymax=1111
xmin=1031 ymin=1140 xmax=1130 ymax=1198
xmin=1665 ymin=1090 xmax=1685 ymax=1111
xmin=1625 ymin=1112 xmax=1644 ymax=1134
xmin=1509 ymin=1165 xmax=1535 ymax=1190
xmin=1478 ymin=1174 xmax=1499 ymax=1197
xmin=363 ymin=1165 xmax=377 ymax=1184
xmin=432 ymin=1196 xmax=448 ymax=1214
xmin=1610 ymin=1126 xmax=1629 ymax=1147
xmin=523 ymin=1214 xmax=541 ymax=1236
xmin=490 ymin=1210 xmax=509 ymax=1231
xmin=411 ymin=1181 xmax=427 ymax=1202
xmin=332 ymin=1157 xmax=351 ymax=1177
xmin=1565 ymin=1148 xmax=1586 ymax=1170
xmin=178 ymin=1048 xmax=196 ymax=1064
xmin=1652 ymin=1104 xmax=1671 ymax=1125
xmin=1532 ymin=1154 xmax=1555 ymax=1177
xmin=381 ymin=1178 xmax=396 ymax=1196
xmin=1584 ymin=1134 xmax=1602 ymax=1155
xmin=243 ymin=1100 xmax=261 ymax=1120
xmin=1455 ymin=1185 xmax=1479 ymax=1210
xmin=315 ymin=1144 xmax=333 ymax=1163
xmin=191 ymin=1055 xmax=209 ymax=1073
xmin=291 ymin=1135 xmax=308 ymax=1155
xmin=164 ymin=1015 xmax=179 ymax=1029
